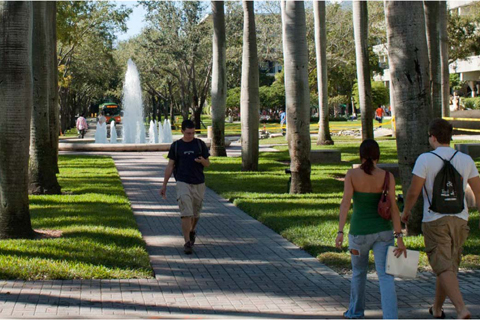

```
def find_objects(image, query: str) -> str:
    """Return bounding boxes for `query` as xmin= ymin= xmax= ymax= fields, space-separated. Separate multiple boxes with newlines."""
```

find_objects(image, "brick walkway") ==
xmin=0 ymin=151 xmax=479 ymax=318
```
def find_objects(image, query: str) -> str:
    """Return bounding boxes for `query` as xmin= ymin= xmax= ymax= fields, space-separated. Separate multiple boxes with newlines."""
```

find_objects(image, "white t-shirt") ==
xmin=412 ymin=146 xmax=479 ymax=222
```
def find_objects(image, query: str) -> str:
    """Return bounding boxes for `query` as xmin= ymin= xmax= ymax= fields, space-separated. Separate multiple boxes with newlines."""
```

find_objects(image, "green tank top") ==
xmin=349 ymin=191 xmax=392 ymax=235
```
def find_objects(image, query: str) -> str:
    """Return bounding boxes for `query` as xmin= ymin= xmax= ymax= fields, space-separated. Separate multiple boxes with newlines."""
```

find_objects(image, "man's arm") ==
xmin=160 ymin=159 xmax=175 ymax=199
xmin=401 ymin=174 xmax=426 ymax=223
xmin=468 ymin=176 xmax=480 ymax=229
xmin=195 ymin=157 xmax=210 ymax=167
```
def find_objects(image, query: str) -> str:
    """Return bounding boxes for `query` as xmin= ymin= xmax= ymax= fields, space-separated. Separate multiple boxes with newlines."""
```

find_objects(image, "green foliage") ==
xmin=448 ymin=2 xmax=480 ymax=64
xmin=463 ymin=97 xmax=480 ymax=110
xmin=0 ymin=156 xmax=152 ymax=280
xmin=352 ymin=81 xmax=389 ymax=107
xmin=226 ymin=87 xmax=241 ymax=110
xmin=450 ymin=73 xmax=466 ymax=91
xmin=205 ymin=137 xmax=480 ymax=273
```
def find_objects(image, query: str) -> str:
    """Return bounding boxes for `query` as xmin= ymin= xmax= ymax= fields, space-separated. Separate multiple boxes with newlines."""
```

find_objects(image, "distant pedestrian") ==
xmin=337 ymin=139 xmax=406 ymax=319
xmin=76 ymin=113 xmax=88 ymax=138
xmin=280 ymin=109 xmax=286 ymax=136
xmin=375 ymin=106 xmax=384 ymax=127
xmin=402 ymin=119 xmax=480 ymax=319
xmin=160 ymin=120 xmax=210 ymax=255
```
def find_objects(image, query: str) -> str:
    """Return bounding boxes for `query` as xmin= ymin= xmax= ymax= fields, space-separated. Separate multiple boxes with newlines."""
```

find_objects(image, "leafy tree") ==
xmin=57 ymin=1 xmax=131 ymax=132
xmin=352 ymin=81 xmax=389 ymax=108
xmin=448 ymin=2 xmax=480 ymax=64
xmin=139 ymin=1 xmax=212 ymax=129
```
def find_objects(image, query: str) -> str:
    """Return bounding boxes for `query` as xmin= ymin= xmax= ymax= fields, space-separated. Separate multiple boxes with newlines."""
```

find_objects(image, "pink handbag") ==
xmin=378 ymin=171 xmax=392 ymax=220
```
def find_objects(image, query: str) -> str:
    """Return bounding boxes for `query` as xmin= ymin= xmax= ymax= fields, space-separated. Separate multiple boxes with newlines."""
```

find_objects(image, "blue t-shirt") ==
xmin=167 ymin=138 xmax=210 ymax=185
xmin=280 ymin=112 xmax=286 ymax=124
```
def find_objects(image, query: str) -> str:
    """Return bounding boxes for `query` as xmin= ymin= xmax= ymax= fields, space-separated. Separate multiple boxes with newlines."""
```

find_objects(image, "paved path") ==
xmin=0 ymin=151 xmax=479 ymax=318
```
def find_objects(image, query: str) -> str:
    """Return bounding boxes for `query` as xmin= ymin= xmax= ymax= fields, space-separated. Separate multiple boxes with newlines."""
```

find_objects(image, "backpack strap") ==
xmin=449 ymin=150 xmax=459 ymax=162
xmin=196 ymin=138 xmax=203 ymax=156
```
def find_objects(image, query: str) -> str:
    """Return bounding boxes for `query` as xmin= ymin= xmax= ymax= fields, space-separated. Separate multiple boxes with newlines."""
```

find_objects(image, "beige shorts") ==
xmin=422 ymin=216 xmax=469 ymax=275
xmin=176 ymin=181 xmax=206 ymax=218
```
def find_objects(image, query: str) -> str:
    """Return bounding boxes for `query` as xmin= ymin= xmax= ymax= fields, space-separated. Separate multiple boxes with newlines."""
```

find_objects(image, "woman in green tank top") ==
xmin=335 ymin=139 xmax=407 ymax=319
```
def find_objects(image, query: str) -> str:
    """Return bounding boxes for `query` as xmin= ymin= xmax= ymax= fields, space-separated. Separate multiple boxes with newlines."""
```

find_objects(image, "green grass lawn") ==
xmin=204 ymin=136 xmax=480 ymax=274
xmin=0 ymin=156 xmax=153 ymax=280
xmin=170 ymin=115 xmax=393 ymax=136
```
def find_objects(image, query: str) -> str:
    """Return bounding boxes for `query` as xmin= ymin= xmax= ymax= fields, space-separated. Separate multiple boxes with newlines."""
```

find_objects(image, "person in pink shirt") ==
xmin=76 ymin=113 xmax=88 ymax=138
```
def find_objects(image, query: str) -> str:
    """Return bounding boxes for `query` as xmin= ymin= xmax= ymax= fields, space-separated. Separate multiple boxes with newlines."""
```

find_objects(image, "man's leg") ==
xmin=432 ymin=276 xmax=447 ymax=317
xmin=438 ymin=271 xmax=470 ymax=318
xmin=181 ymin=217 xmax=193 ymax=243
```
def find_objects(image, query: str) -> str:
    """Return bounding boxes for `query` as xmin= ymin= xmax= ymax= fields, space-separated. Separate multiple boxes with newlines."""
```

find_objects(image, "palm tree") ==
xmin=352 ymin=0 xmax=373 ymax=140
xmin=424 ymin=1 xmax=442 ymax=118
xmin=385 ymin=1 xmax=432 ymax=235
xmin=281 ymin=1 xmax=312 ymax=193
xmin=0 ymin=1 xmax=35 ymax=239
xmin=211 ymin=1 xmax=227 ymax=157
xmin=240 ymin=1 xmax=259 ymax=171
xmin=47 ymin=2 xmax=60 ymax=177
xmin=439 ymin=1 xmax=450 ymax=117
xmin=29 ymin=1 xmax=61 ymax=194
xmin=313 ymin=1 xmax=333 ymax=146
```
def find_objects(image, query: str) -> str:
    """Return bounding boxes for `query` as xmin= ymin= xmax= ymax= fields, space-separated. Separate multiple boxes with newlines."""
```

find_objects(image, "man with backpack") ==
xmin=402 ymin=118 xmax=480 ymax=319
xmin=160 ymin=120 xmax=210 ymax=255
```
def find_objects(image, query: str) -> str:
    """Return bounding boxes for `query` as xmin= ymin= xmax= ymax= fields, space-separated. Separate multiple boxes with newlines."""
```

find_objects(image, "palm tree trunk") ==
xmin=353 ymin=0 xmax=373 ymax=140
xmin=0 ymin=1 xmax=35 ymax=239
xmin=47 ymin=2 xmax=61 ymax=177
xmin=439 ymin=1 xmax=450 ymax=117
xmin=241 ymin=1 xmax=260 ymax=171
xmin=281 ymin=1 xmax=312 ymax=194
xmin=424 ymin=1 xmax=442 ymax=118
xmin=313 ymin=1 xmax=333 ymax=146
xmin=211 ymin=1 xmax=227 ymax=157
xmin=29 ymin=1 xmax=61 ymax=195
xmin=385 ymin=1 xmax=432 ymax=235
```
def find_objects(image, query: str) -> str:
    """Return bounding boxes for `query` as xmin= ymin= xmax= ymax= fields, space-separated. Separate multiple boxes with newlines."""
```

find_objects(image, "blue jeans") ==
xmin=344 ymin=230 xmax=398 ymax=319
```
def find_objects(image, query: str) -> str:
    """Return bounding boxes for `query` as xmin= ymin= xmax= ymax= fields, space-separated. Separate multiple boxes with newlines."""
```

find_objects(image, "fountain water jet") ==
xmin=163 ymin=119 xmax=173 ymax=143
xmin=110 ymin=120 xmax=118 ymax=144
xmin=158 ymin=121 xmax=164 ymax=143
xmin=122 ymin=59 xmax=145 ymax=143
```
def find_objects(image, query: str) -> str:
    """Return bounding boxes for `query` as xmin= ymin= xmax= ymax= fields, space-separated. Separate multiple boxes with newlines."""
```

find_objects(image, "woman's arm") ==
xmin=336 ymin=170 xmax=354 ymax=248
xmin=387 ymin=172 xmax=407 ymax=257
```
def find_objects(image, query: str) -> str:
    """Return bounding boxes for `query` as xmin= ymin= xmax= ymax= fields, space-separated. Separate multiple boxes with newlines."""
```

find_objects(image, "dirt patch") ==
xmin=34 ymin=229 xmax=63 ymax=239
xmin=332 ymin=173 xmax=345 ymax=182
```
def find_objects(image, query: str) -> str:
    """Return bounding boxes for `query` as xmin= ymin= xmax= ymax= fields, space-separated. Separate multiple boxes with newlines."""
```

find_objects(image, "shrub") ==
xmin=462 ymin=97 xmax=480 ymax=110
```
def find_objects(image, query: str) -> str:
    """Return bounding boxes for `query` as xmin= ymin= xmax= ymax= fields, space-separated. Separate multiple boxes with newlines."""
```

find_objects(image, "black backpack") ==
xmin=424 ymin=151 xmax=464 ymax=214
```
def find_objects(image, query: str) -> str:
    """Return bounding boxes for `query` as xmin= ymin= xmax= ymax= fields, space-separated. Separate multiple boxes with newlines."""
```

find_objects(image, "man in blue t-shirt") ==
xmin=160 ymin=120 xmax=210 ymax=254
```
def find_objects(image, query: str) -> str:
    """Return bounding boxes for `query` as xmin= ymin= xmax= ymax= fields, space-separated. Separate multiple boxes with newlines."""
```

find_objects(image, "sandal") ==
xmin=429 ymin=306 xmax=446 ymax=319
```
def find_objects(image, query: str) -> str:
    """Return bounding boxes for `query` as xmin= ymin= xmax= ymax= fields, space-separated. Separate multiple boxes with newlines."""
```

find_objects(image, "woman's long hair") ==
xmin=359 ymin=139 xmax=380 ymax=175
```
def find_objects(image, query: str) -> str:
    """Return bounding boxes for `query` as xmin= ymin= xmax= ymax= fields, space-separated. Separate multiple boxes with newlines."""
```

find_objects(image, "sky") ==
xmin=116 ymin=1 xmax=147 ymax=42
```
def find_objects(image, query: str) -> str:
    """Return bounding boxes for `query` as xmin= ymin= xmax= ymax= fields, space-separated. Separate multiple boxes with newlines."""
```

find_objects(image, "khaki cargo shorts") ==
xmin=176 ymin=181 xmax=206 ymax=218
xmin=422 ymin=216 xmax=470 ymax=276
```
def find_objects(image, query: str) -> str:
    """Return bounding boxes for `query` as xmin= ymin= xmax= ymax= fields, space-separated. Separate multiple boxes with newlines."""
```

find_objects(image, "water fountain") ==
xmin=122 ymin=59 xmax=145 ymax=144
xmin=95 ymin=120 xmax=107 ymax=143
xmin=163 ymin=119 xmax=173 ymax=143
xmin=148 ymin=120 xmax=156 ymax=144
xmin=110 ymin=120 xmax=118 ymax=144
xmin=158 ymin=121 xmax=164 ymax=143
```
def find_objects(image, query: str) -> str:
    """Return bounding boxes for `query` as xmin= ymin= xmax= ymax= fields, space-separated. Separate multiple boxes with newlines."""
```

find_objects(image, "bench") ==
xmin=310 ymin=150 xmax=341 ymax=164
xmin=454 ymin=143 xmax=480 ymax=159
xmin=352 ymin=163 xmax=400 ymax=178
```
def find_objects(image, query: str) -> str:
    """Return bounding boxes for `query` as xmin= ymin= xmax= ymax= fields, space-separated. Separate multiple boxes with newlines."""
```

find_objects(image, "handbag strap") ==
xmin=382 ymin=171 xmax=390 ymax=196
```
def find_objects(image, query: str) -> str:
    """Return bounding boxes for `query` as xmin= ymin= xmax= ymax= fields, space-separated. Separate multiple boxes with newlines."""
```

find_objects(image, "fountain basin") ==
xmin=59 ymin=139 xmax=230 ymax=152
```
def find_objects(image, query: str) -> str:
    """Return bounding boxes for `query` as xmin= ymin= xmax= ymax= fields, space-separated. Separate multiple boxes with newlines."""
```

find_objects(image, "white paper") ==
xmin=385 ymin=246 xmax=420 ymax=279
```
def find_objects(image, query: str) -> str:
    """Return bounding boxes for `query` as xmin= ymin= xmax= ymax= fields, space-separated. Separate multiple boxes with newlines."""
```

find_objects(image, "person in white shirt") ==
xmin=402 ymin=118 xmax=480 ymax=319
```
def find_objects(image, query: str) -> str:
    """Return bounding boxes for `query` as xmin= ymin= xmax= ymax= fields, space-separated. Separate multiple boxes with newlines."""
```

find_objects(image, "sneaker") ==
xmin=184 ymin=241 xmax=193 ymax=254
xmin=189 ymin=231 xmax=196 ymax=246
